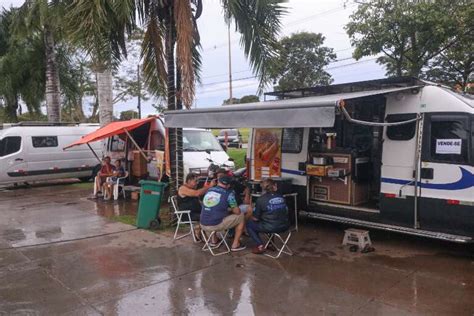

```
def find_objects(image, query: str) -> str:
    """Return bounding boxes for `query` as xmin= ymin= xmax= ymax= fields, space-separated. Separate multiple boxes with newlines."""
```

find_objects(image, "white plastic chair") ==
xmin=264 ymin=230 xmax=293 ymax=259
xmin=170 ymin=196 xmax=198 ymax=242
xmin=112 ymin=171 xmax=128 ymax=200
xmin=103 ymin=172 xmax=128 ymax=200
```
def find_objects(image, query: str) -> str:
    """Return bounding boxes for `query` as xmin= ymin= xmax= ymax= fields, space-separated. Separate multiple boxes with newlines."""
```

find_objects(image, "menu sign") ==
xmin=253 ymin=128 xmax=282 ymax=180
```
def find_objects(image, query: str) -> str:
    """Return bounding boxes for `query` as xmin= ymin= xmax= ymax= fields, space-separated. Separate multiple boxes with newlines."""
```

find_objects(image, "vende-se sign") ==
xmin=436 ymin=139 xmax=462 ymax=155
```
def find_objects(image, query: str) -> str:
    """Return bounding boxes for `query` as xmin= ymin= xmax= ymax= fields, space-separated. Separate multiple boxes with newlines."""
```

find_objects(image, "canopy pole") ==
xmin=123 ymin=129 xmax=149 ymax=161
xmin=87 ymin=143 xmax=102 ymax=163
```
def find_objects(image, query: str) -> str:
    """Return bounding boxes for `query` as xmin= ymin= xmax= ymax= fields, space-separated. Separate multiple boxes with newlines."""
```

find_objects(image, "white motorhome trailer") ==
xmin=164 ymin=78 xmax=474 ymax=243
xmin=65 ymin=116 xmax=233 ymax=183
xmin=0 ymin=123 xmax=101 ymax=185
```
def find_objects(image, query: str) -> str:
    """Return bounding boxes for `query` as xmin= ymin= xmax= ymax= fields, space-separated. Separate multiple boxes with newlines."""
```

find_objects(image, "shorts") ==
xmin=239 ymin=204 xmax=251 ymax=214
xmin=107 ymin=177 xmax=118 ymax=183
xmin=201 ymin=214 xmax=244 ymax=232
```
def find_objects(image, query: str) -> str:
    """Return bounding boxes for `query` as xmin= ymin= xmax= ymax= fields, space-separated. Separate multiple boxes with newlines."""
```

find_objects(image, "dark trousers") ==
xmin=246 ymin=220 xmax=265 ymax=246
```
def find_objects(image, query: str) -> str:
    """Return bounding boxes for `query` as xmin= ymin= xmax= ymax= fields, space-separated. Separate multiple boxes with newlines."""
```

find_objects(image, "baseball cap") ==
xmin=218 ymin=175 xmax=233 ymax=185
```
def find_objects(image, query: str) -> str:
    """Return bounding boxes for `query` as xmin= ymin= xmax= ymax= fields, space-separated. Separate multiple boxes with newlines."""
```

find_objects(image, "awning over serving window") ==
xmin=64 ymin=116 xmax=157 ymax=149
xmin=164 ymin=86 xmax=417 ymax=128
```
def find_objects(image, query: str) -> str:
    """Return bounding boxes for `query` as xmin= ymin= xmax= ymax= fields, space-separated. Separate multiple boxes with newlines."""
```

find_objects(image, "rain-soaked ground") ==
xmin=0 ymin=180 xmax=473 ymax=315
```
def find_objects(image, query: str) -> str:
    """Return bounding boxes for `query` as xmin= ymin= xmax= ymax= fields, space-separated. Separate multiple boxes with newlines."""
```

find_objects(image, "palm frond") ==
xmin=174 ymin=0 xmax=195 ymax=108
xmin=223 ymin=0 xmax=287 ymax=93
xmin=141 ymin=11 xmax=167 ymax=97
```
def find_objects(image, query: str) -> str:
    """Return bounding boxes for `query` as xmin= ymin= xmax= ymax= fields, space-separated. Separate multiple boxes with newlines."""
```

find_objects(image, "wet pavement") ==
xmin=0 ymin=181 xmax=473 ymax=315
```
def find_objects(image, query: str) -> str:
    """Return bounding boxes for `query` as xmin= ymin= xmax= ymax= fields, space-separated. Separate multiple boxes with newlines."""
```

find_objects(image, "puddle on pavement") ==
xmin=2 ymin=228 xmax=26 ymax=242
xmin=92 ymin=199 xmax=139 ymax=218
xmin=35 ymin=227 xmax=63 ymax=239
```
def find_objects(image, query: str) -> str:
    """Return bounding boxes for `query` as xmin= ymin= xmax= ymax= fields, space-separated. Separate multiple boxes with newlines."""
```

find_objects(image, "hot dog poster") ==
xmin=253 ymin=128 xmax=282 ymax=180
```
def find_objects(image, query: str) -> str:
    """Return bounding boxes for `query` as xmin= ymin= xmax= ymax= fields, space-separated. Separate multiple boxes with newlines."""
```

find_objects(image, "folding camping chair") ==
xmin=201 ymin=229 xmax=231 ymax=256
xmin=264 ymin=230 xmax=293 ymax=259
xmin=170 ymin=196 xmax=198 ymax=242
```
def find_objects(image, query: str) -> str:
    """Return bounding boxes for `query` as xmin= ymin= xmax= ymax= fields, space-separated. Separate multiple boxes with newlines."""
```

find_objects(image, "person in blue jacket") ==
xmin=246 ymin=178 xmax=289 ymax=254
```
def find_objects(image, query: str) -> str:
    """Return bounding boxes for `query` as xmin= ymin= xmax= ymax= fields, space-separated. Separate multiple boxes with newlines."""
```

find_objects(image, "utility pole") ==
xmin=137 ymin=64 xmax=141 ymax=119
xmin=228 ymin=22 xmax=233 ymax=104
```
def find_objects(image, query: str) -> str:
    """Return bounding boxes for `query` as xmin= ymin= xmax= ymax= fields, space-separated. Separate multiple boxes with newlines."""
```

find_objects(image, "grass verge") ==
xmin=227 ymin=148 xmax=246 ymax=169
xmin=111 ymin=215 xmax=136 ymax=226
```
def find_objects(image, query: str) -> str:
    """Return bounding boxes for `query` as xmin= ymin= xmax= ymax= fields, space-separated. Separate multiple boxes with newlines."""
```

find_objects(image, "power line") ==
xmin=202 ymin=4 xmax=355 ymax=52
xmin=195 ymin=57 xmax=378 ymax=93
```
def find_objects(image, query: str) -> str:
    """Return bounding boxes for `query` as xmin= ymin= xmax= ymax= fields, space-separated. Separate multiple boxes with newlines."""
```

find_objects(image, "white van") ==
xmin=0 ymin=123 xmax=101 ymax=185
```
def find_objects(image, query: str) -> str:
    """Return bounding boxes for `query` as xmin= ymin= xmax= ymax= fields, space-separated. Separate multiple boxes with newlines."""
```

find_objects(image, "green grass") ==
xmin=70 ymin=182 xmax=94 ymax=189
xmin=212 ymin=128 xmax=250 ymax=143
xmin=111 ymin=214 xmax=137 ymax=226
xmin=227 ymin=148 xmax=246 ymax=169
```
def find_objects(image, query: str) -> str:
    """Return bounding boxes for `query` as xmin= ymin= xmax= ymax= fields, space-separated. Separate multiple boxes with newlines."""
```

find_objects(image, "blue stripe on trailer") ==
xmin=281 ymin=168 xmax=306 ymax=176
xmin=381 ymin=167 xmax=474 ymax=191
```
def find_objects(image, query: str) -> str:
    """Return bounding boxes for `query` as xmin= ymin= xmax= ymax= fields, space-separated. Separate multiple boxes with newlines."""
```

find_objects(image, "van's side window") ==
xmin=109 ymin=135 xmax=125 ymax=152
xmin=32 ymin=136 xmax=58 ymax=148
xmin=282 ymin=128 xmax=304 ymax=153
xmin=386 ymin=114 xmax=417 ymax=141
xmin=429 ymin=116 xmax=469 ymax=164
xmin=0 ymin=136 xmax=21 ymax=156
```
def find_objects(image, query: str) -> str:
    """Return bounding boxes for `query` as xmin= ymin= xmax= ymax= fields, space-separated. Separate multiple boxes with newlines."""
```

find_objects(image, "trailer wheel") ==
xmin=149 ymin=218 xmax=161 ymax=230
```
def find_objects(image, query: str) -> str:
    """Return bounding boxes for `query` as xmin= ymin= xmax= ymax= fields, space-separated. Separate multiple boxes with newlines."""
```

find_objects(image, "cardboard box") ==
xmin=306 ymin=164 xmax=331 ymax=177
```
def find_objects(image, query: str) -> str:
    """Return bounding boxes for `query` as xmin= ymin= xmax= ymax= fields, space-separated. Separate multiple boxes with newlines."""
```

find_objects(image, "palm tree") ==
xmin=12 ymin=0 xmax=65 ymax=123
xmin=66 ymin=1 xmax=136 ymax=126
xmin=67 ymin=0 xmax=286 ymax=190
xmin=0 ymin=8 xmax=45 ymax=122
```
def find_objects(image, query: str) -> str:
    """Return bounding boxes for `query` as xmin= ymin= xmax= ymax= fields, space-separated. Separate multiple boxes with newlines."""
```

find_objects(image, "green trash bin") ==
xmin=136 ymin=180 xmax=166 ymax=229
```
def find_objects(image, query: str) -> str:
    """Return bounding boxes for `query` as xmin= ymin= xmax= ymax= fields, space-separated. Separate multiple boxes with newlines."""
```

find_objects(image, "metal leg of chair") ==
xmin=187 ymin=213 xmax=198 ymax=243
xmin=294 ymin=197 xmax=298 ymax=232
xmin=173 ymin=213 xmax=182 ymax=240
xmin=264 ymin=232 xmax=293 ymax=259
xmin=201 ymin=230 xmax=230 ymax=256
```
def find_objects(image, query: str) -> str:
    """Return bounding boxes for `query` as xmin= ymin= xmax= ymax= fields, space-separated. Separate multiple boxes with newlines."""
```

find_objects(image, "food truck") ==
xmin=164 ymin=77 xmax=474 ymax=243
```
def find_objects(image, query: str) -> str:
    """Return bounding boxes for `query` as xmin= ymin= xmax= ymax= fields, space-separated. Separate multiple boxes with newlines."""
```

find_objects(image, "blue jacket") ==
xmin=254 ymin=192 xmax=289 ymax=233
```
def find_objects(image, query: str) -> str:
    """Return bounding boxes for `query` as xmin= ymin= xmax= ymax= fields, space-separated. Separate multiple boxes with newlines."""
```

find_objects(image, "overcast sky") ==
xmin=2 ymin=0 xmax=385 ymax=117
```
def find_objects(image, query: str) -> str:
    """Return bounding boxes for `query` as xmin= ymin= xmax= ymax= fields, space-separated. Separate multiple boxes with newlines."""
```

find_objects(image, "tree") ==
xmin=346 ymin=1 xmax=472 ymax=77
xmin=239 ymin=94 xmax=259 ymax=104
xmin=67 ymin=0 xmax=286 ymax=192
xmin=12 ymin=0 xmax=66 ymax=122
xmin=223 ymin=94 xmax=259 ymax=105
xmin=423 ymin=39 xmax=473 ymax=92
xmin=119 ymin=110 xmax=138 ymax=120
xmin=0 ymin=8 xmax=45 ymax=122
xmin=269 ymin=32 xmax=336 ymax=91
xmin=66 ymin=0 xmax=135 ymax=126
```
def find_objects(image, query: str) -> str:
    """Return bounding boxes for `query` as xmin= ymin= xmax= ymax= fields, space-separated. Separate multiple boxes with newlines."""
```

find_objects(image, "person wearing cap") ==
xmin=246 ymin=178 xmax=289 ymax=254
xmin=200 ymin=175 xmax=246 ymax=251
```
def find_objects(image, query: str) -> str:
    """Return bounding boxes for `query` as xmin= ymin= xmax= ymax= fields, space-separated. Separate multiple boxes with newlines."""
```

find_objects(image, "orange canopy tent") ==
xmin=64 ymin=116 xmax=156 ymax=150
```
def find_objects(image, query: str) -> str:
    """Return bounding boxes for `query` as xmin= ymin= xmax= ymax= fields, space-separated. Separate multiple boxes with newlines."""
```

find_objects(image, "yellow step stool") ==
xmin=342 ymin=228 xmax=372 ymax=250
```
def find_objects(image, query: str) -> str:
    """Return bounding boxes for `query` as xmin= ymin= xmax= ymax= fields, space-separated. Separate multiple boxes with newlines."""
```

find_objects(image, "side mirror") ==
xmin=205 ymin=149 xmax=211 ymax=155
xmin=228 ymin=157 xmax=235 ymax=162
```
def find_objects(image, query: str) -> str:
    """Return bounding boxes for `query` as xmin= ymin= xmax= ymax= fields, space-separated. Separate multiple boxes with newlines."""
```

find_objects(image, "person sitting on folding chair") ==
xmin=246 ymin=178 xmax=290 ymax=255
xmin=200 ymin=176 xmax=246 ymax=252
xmin=178 ymin=173 xmax=216 ymax=240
